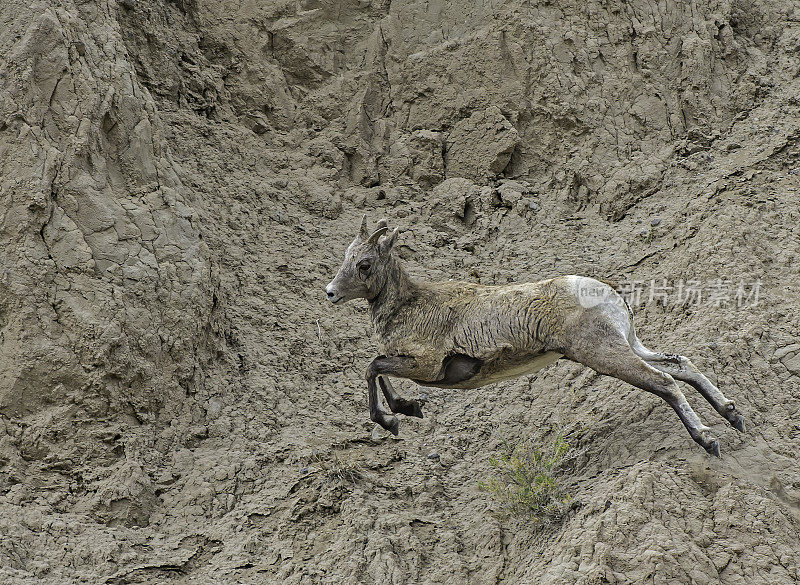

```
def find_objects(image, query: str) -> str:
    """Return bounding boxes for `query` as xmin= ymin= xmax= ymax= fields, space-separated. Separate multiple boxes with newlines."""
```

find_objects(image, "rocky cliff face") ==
xmin=1 ymin=0 xmax=799 ymax=583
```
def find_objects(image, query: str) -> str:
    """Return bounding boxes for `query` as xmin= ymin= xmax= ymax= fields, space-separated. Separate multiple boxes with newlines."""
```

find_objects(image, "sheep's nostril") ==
xmin=326 ymin=290 xmax=335 ymax=299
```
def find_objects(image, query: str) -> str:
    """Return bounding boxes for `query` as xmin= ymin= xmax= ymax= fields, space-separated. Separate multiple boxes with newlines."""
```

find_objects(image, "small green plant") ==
xmin=478 ymin=433 xmax=572 ymax=522
xmin=638 ymin=227 xmax=658 ymax=244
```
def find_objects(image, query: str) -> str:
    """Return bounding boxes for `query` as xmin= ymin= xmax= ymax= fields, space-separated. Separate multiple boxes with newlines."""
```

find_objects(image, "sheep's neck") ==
xmin=369 ymin=257 xmax=417 ymax=330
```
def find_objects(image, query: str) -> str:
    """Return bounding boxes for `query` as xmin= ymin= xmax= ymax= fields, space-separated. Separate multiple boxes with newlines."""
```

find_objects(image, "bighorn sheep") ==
xmin=325 ymin=217 xmax=745 ymax=456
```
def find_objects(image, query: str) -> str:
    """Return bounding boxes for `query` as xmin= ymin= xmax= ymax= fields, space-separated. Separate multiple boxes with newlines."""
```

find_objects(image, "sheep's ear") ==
xmin=365 ymin=226 xmax=389 ymax=245
xmin=359 ymin=215 xmax=369 ymax=239
xmin=379 ymin=227 xmax=400 ymax=256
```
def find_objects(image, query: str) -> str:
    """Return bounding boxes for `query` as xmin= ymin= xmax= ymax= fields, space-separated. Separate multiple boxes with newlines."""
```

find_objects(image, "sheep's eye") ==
xmin=358 ymin=261 xmax=371 ymax=274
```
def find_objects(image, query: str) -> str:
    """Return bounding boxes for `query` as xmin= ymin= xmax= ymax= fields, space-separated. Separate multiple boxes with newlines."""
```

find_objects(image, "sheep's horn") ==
xmin=366 ymin=226 xmax=389 ymax=244
xmin=359 ymin=215 xmax=368 ymax=238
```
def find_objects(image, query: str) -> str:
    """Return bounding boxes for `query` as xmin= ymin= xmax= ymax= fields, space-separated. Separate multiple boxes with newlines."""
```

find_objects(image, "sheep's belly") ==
xmin=463 ymin=351 xmax=562 ymax=388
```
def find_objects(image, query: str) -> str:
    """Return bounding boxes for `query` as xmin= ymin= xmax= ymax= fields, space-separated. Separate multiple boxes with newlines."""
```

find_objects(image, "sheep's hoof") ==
xmin=408 ymin=400 xmax=424 ymax=419
xmin=731 ymin=415 xmax=746 ymax=433
xmin=392 ymin=399 xmax=423 ymax=418
xmin=696 ymin=428 xmax=721 ymax=457
xmin=704 ymin=438 xmax=721 ymax=458
xmin=385 ymin=416 xmax=399 ymax=436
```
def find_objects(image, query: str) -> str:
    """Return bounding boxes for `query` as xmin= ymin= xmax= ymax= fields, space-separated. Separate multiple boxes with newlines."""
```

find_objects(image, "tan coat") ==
xmin=370 ymin=264 xmax=623 ymax=389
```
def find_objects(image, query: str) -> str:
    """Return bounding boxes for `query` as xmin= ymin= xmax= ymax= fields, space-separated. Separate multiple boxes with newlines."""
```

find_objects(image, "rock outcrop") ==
xmin=1 ymin=0 xmax=799 ymax=583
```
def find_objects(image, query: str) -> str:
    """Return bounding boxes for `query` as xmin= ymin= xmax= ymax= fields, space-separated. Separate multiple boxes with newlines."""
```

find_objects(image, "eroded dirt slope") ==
xmin=1 ymin=0 xmax=799 ymax=583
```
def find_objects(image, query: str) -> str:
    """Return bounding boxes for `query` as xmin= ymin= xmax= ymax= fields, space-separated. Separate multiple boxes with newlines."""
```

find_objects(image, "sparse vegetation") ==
xmin=308 ymin=449 xmax=362 ymax=485
xmin=478 ymin=432 xmax=572 ymax=522
xmin=638 ymin=227 xmax=658 ymax=244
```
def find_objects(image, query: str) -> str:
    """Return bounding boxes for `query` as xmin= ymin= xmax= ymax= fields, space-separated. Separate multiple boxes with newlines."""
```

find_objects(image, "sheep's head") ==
xmin=325 ymin=216 xmax=400 ymax=304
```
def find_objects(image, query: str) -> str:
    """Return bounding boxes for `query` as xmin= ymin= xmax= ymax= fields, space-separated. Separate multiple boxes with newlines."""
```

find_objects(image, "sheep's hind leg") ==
xmin=629 ymin=339 xmax=745 ymax=432
xmin=379 ymin=376 xmax=424 ymax=418
xmin=567 ymin=340 xmax=721 ymax=456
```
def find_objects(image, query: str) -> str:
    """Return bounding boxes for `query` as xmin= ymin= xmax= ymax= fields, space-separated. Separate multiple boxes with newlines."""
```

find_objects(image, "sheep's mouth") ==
xmin=330 ymin=295 xmax=343 ymax=304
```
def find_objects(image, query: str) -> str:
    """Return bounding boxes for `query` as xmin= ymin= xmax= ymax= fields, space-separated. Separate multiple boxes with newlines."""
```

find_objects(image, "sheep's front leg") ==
xmin=366 ymin=373 xmax=399 ymax=435
xmin=379 ymin=376 xmax=424 ymax=418
xmin=366 ymin=356 xmax=438 ymax=435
